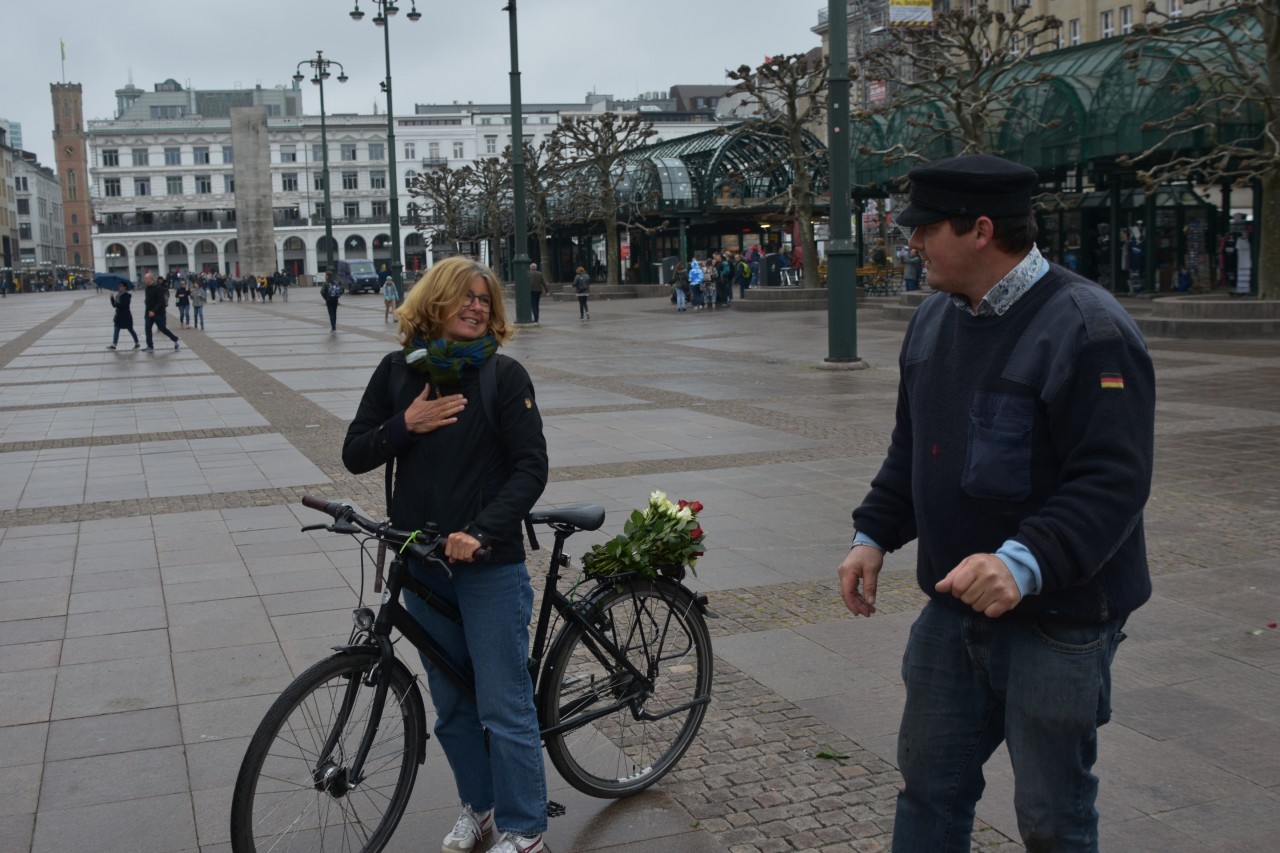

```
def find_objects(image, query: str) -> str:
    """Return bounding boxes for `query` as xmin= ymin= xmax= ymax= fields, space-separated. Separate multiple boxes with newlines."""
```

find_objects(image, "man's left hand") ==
xmin=936 ymin=553 xmax=1022 ymax=618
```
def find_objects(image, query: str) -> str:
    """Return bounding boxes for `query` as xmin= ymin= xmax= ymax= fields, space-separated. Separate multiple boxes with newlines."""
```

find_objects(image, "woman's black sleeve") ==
xmin=342 ymin=354 xmax=414 ymax=475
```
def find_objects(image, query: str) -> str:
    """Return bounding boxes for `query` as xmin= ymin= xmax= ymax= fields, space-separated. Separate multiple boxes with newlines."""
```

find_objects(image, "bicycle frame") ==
xmin=336 ymin=521 xmax=705 ymax=785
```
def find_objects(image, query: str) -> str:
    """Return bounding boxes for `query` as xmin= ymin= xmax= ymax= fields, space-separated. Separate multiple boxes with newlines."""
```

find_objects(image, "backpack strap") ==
xmin=480 ymin=353 xmax=501 ymax=433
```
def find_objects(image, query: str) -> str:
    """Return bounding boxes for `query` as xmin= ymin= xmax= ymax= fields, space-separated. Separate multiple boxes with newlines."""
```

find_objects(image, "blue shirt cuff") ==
xmin=997 ymin=540 xmax=1042 ymax=597
xmin=852 ymin=531 xmax=885 ymax=551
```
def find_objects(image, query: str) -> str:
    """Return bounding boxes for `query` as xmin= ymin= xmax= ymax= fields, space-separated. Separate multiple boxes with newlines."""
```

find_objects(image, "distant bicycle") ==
xmin=230 ymin=496 xmax=713 ymax=853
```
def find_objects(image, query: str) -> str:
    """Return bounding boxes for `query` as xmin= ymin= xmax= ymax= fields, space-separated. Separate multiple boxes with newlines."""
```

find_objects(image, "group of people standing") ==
xmin=198 ymin=270 xmax=293 ymax=303
xmin=672 ymin=247 xmax=765 ymax=312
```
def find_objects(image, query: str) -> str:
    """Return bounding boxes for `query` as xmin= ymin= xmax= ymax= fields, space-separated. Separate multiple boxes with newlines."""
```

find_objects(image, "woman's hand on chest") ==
xmin=403 ymin=383 xmax=467 ymax=435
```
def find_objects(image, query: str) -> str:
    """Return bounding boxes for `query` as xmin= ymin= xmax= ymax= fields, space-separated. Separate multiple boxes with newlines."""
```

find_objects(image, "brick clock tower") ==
xmin=50 ymin=83 xmax=92 ymax=270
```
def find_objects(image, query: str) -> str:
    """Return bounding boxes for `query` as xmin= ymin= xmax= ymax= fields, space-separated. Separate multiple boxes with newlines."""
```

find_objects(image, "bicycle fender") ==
xmin=327 ymin=645 xmax=430 ymax=767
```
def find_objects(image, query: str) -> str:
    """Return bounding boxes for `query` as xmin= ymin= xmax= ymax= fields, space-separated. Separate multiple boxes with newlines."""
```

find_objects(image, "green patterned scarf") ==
xmin=403 ymin=333 xmax=498 ymax=386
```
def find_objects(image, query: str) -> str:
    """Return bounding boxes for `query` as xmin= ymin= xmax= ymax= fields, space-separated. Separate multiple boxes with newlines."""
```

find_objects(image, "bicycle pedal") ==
xmin=546 ymin=800 xmax=566 ymax=818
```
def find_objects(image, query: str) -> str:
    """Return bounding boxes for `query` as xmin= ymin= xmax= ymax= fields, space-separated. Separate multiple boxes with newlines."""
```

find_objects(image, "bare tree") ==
xmin=468 ymin=156 xmax=512 ymax=273
xmin=726 ymin=51 xmax=833 ymax=280
xmin=1121 ymin=1 xmax=1278 ymax=299
xmin=549 ymin=113 xmax=657 ymax=285
xmin=409 ymin=164 xmax=474 ymax=258
xmin=860 ymin=5 xmax=1062 ymax=161
xmin=504 ymin=138 xmax=564 ymax=282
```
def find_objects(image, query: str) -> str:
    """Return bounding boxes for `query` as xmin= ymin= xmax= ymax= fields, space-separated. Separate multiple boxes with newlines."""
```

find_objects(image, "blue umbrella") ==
xmin=94 ymin=273 xmax=134 ymax=290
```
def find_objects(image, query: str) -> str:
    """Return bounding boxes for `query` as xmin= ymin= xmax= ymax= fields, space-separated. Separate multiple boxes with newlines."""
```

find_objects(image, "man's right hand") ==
xmin=403 ymin=384 xmax=466 ymax=434
xmin=839 ymin=544 xmax=884 ymax=618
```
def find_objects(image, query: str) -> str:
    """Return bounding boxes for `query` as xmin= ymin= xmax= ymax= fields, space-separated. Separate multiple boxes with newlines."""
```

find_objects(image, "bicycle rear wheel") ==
xmin=540 ymin=578 xmax=712 ymax=797
xmin=230 ymin=649 xmax=423 ymax=853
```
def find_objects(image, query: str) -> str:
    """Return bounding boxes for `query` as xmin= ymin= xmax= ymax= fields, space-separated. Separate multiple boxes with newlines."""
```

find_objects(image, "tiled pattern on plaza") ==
xmin=0 ymin=288 xmax=1277 ymax=852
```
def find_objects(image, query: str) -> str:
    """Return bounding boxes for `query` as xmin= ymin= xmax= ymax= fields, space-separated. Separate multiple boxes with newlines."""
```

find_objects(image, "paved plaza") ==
xmin=0 ymin=285 xmax=1277 ymax=852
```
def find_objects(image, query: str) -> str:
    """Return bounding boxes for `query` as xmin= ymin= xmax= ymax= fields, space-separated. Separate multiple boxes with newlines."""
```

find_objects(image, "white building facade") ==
xmin=14 ymin=154 xmax=66 ymax=269
xmin=87 ymin=80 xmax=729 ymax=280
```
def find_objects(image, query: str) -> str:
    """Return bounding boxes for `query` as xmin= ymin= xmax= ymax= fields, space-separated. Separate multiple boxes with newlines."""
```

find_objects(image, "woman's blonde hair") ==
xmin=395 ymin=257 xmax=514 ymax=345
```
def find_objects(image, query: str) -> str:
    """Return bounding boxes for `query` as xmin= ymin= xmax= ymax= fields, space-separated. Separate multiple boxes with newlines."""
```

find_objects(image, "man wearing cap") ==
xmin=838 ymin=154 xmax=1154 ymax=851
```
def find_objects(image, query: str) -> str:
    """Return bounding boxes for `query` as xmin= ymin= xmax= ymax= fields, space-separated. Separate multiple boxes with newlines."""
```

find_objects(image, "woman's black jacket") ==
xmin=342 ymin=351 xmax=548 ymax=566
xmin=111 ymin=291 xmax=134 ymax=328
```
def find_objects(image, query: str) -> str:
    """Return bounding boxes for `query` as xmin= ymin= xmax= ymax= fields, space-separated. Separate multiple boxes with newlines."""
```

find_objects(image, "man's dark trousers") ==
xmin=146 ymin=310 xmax=179 ymax=347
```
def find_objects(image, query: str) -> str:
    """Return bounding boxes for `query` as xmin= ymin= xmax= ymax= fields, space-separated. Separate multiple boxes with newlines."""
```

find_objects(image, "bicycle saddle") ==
xmin=529 ymin=503 xmax=605 ymax=531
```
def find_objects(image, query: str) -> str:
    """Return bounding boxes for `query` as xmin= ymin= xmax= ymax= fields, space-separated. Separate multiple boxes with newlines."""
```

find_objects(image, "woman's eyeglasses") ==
xmin=463 ymin=292 xmax=492 ymax=310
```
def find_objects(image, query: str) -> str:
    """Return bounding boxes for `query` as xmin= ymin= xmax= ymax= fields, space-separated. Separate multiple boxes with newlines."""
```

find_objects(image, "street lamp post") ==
xmin=294 ymin=51 xmax=348 ymax=277
xmin=350 ymin=0 xmax=421 ymax=302
xmin=505 ymin=1 xmax=532 ymax=324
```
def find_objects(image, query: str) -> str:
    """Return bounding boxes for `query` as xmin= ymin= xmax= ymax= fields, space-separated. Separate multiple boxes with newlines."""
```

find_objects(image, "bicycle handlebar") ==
xmin=300 ymin=495 xmax=491 ymax=566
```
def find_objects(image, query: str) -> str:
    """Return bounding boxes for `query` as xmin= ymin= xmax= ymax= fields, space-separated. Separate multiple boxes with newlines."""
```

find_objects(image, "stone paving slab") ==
xmin=0 ymin=398 xmax=265 ymax=442
xmin=0 ymin=291 xmax=1277 ymax=852
xmin=0 ymin=433 xmax=329 ymax=510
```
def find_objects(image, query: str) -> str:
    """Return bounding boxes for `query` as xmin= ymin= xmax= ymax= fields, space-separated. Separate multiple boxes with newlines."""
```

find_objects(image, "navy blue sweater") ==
xmin=853 ymin=266 xmax=1155 ymax=622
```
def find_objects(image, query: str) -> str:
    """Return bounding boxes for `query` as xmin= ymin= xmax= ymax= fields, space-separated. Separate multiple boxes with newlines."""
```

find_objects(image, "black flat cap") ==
xmin=896 ymin=154 xmax=1038 ymax=228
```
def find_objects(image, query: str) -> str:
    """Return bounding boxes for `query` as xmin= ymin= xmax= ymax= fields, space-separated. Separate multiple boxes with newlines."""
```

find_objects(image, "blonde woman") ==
xmin=342 ymin=257 xmax=550 ymax=853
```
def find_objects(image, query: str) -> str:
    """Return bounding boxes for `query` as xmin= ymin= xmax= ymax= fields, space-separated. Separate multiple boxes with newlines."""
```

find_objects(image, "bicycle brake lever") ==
xmin=300 ymin=524 xmax=328 ymax=533
xmin=331 ymin=522 xmax=361 ymax=535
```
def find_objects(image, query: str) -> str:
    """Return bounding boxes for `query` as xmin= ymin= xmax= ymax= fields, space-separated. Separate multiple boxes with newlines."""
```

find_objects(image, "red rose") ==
xmin=691 ymin=526 xmax=704 ymax=539
xmin=691 ymin=551 xmax=704 ymax=558
xmin=690 ymin=501 xmax=704 ymax=513
xmin=678 ymin=499 xmax=688 ymax=509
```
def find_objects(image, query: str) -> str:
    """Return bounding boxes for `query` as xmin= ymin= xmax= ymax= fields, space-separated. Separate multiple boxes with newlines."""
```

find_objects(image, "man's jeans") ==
xmin=145 ymin=311 xmax=178 ymax=347
xmin=893 ymin=599 xmax=1126 ymax=853
xmin=402 ymin=558 xmax=548 ymax=837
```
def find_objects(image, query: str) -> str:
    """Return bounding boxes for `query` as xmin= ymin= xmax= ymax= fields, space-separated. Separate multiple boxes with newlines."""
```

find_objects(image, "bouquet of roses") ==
xmin=582 ymin=491 xmax=705 ymax=579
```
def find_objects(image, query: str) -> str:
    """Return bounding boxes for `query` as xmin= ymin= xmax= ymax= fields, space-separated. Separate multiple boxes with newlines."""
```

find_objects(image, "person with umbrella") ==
xmin=108 ymin=280 xmax=140 ymax=350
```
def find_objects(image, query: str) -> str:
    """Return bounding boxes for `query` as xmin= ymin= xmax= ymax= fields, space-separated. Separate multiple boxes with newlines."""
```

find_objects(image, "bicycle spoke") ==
xmin=232 ymin=653 xmax=420 ymax=852
xmin=542 ymin=581 xmax=711 ymax=797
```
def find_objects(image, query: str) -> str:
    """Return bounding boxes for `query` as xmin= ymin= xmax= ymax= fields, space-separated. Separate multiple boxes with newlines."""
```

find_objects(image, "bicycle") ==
xmin=230 ymin=496 xmax=714 ymax=853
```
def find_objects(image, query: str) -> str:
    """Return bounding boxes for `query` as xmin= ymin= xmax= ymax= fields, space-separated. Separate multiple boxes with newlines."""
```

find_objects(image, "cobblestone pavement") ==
xmin=0 ymin=288 xmax=1277 ymax=852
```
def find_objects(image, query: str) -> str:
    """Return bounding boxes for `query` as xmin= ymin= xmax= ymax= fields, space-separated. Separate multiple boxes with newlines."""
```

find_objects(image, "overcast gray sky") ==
xmin=8 ymin=0 xmax=827 ymax=168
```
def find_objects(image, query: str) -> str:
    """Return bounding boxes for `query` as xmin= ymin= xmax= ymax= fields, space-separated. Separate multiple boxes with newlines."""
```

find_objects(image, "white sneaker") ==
xmin=490 ymin=832 xmax=545 ymax=853
xmin=442 ymin=806 xmax=494 ymax=853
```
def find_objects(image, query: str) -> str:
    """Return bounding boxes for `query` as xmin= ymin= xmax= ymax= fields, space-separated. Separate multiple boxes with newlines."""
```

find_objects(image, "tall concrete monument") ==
xmin=230 ymin=106 xmax=276 ymax=275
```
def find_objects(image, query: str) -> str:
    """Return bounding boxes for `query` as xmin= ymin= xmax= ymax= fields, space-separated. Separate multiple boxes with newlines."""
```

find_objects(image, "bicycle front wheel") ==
xmin=230 ymin=649 xmax=423 ymax=853
xmin=540 ymin=578 xmax=712 ymax=797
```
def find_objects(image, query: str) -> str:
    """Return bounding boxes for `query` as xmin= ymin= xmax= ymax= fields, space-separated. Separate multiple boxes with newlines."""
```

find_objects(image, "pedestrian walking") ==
xmin=175 ymin=281 xmax=191 ymax=328
xmin=142 ymin=272 xmax=180 ymax=350
xmin=343 ymin=256 xmax=550 ymax=853
xmin=837 ymin=154 xmax=1155 ymax=852
xmin=381 ymin=276 xmax=398 ymax=324
xmin=528 ymin=262 xmax=550 ymax=323
xmin=322 ymin=270 xmax=343 ymax=332
xmin=190 ymin=281 xmax=207 ymax=329
xmin=572 ymin=266 xmax=590 ymax=321
xmin=107 ymin=281 xmax=140 ymax=349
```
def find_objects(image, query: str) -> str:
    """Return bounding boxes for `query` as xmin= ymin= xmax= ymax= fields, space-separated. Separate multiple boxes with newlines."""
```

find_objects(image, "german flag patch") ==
xmin=1100 ymin=373 xmax=1125 ymax=390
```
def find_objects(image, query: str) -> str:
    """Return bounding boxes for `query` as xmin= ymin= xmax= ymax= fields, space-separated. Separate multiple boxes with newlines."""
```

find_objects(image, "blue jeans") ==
xmin=192 ymin=305 xmax=204 ymax=328
xmin=402 ymin=559 xmax=547 ymax=836
xmin=674 ymin=288 xmax=687 ymax=310
xmin=112 ymin=323 xmax=138 ymax=346
xmin=178 ymin=304 xmax=190 ymax=325
xmin=894 ymin=599 xmax=1126 ymax=853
